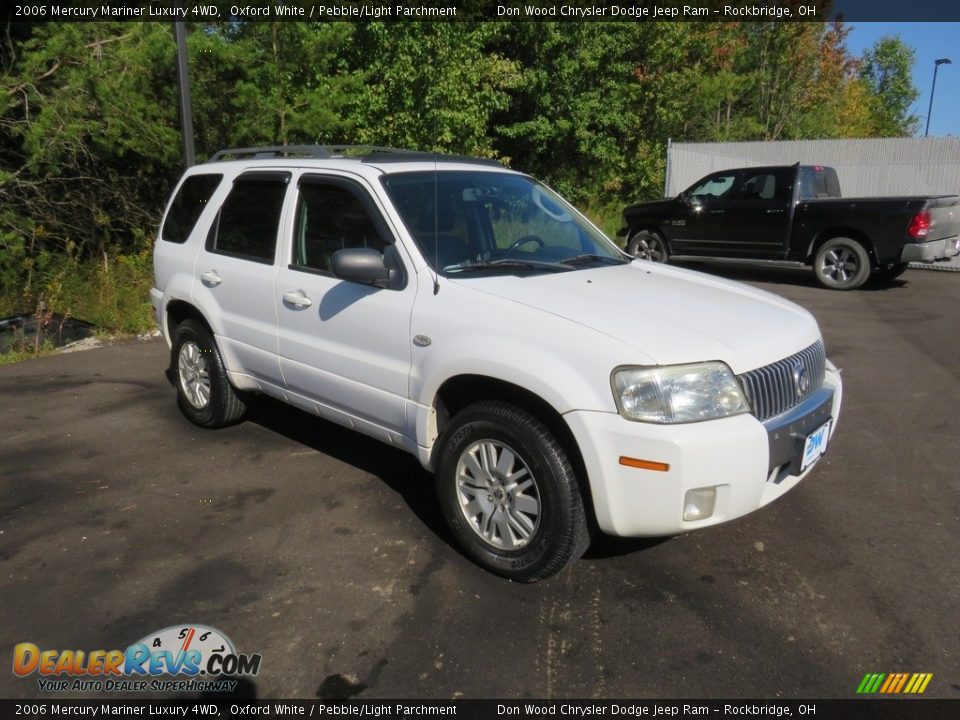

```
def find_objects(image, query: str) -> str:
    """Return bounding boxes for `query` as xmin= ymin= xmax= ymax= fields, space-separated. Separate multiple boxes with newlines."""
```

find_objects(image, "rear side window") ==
xmin=207 ymin=172 xmax=290 ymax=263
xmin=161 ymin=174 xmax=223 ymax=243
xmin=737 ymin=171 xmax=792 ymax=202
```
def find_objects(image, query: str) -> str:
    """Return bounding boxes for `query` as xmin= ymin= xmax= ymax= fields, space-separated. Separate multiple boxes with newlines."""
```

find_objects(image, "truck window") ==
xmin=800 ymin=167 xmax=841 ymax=199
xmin=687 ymin=173 xmax=737 ymax=203
xmin=737 ymin=171 xmax=791 ymax=202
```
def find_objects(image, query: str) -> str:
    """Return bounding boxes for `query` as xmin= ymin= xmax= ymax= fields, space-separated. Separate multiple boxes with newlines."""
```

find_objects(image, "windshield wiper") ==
xmin=562 ymin=252 xmax=631 ymax=266
xmin=443 ymin=258 xmax=573 ymax=274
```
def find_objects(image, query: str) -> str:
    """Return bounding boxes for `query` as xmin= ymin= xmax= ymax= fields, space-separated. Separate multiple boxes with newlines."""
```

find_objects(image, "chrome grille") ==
xmin=738 ymin=341 xmax=826 ymax=422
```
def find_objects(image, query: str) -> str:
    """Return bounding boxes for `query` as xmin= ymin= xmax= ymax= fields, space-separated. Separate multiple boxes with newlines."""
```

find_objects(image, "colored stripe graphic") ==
xmin=857 ymin=673 xmax=932 ymax=694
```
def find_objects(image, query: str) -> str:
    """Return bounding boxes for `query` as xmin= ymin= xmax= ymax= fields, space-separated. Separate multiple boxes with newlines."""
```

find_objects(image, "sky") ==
xmin=845 ymin=22 xmax=960 ymax=137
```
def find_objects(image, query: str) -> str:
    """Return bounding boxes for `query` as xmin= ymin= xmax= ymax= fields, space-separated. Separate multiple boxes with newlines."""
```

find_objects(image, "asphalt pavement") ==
xmin=1 ymin=265 xmax=958 ymax=700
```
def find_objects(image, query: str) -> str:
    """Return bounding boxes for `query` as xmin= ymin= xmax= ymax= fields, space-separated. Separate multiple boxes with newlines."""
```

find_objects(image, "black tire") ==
xmin=627 ymin=229 xmax=669 ymax=263
xmin=813 ymin=237 xmax=871 ymax=290
xmin=171 ymin=319 xmax=247 ymax=428
xmin=434 ymin=401 xmax=590 ymax=582
xmin=873 ymin=262 xmax=910 ymax=283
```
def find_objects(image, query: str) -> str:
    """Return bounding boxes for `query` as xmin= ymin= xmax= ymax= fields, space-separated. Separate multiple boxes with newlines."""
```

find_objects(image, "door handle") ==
xmin=201 ymin=270 xmax=222 ymax=287
xmin=766 ymin=209 xmax=785 ymax=214
xmin=282 ymin=290 xmax=313 ymax=309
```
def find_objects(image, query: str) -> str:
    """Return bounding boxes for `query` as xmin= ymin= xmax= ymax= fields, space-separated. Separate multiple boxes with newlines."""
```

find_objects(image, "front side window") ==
xmin=208 ymin=172 xmax=290 ymax=263
xmin=382 ymin=170 xmax=624 ymax=274
xmin=687 ymin=173 xmax=737 ymax=204
xmin=293 ymin=179 xmax=389 ymax=273
xmin=161 ymin=174 xmax=223 ymax=243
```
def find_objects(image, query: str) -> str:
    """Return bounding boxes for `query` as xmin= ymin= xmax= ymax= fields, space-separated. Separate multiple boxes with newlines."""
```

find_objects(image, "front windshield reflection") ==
xmin=382 ymin=170 xmax=627 ymax=274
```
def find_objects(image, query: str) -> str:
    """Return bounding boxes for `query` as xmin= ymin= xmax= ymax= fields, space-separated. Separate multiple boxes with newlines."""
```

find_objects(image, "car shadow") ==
xmin=242 ymin=394 xmax=452 ymax=547
xmin=160 ymin=374 xmax=695 ymax=567
xmin=671 ymin=260 xmax=910 ymax=292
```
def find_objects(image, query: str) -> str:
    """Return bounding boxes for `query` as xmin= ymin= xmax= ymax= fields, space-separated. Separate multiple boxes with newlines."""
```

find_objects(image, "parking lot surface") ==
xmin=1 ymin=266 xmax=958 ymax=700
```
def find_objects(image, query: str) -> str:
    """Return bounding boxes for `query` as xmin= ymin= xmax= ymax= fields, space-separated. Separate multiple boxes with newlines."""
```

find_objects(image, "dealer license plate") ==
xmin=801 ymin=420 xmax=832 ymax=471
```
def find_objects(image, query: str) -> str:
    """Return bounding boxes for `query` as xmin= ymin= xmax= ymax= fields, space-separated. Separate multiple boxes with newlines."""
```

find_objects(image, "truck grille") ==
xmin=737 ymin=341 xmax=825 ymax=422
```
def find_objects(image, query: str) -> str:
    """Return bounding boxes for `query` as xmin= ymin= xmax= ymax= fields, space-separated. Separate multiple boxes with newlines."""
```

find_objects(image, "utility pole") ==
xmin=173 ymin=21 xmax=196 ymax=168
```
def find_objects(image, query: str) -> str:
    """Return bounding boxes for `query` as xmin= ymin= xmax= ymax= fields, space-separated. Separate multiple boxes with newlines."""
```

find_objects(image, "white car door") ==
xmin=192 ymin=170 xmax=290 ymax=388
xmin=275 ymin=172 xmax=416 ymax=440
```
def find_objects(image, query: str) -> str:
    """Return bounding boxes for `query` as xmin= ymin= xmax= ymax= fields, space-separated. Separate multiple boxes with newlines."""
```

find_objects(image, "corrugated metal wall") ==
xmin=665 ymin=138 xmax=960 ymax=271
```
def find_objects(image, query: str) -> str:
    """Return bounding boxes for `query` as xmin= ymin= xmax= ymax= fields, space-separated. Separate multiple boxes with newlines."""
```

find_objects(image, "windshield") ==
xmin=381 ymin=170 xmax=627 ymax=275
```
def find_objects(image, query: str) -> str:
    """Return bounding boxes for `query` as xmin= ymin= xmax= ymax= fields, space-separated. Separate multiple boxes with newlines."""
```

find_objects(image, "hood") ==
xmin=451 ymin=262 xmax=821 ymax=374
xmin=620 ymin=197 xmax=679 ymax=232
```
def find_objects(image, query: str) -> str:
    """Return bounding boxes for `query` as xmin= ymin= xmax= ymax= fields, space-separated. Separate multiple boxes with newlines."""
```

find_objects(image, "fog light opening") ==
xmin=683 ymin=487 xmax=717 ymax=521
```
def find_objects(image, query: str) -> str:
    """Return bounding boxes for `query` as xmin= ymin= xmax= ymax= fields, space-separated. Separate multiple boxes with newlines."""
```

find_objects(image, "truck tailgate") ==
xmin=927 ymin=196 xmax=960 ymax=242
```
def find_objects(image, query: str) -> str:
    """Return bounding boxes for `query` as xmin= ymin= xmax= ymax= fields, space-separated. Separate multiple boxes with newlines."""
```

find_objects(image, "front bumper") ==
xmin=900 ymin=237 xmax=960 ymax=263
xmin=565 ymin=362 xmax=842 ymax=537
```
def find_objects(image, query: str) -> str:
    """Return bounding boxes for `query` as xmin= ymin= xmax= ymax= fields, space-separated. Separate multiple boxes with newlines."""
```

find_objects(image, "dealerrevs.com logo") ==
xmin=13 ymin=624 xmax=262 ymax=693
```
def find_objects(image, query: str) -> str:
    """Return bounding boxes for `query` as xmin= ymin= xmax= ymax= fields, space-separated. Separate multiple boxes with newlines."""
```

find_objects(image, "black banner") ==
xmin=2 ymin=699 xmax=959 ymax=720
xmin=7 ymin=1 xmax=960 ymax=24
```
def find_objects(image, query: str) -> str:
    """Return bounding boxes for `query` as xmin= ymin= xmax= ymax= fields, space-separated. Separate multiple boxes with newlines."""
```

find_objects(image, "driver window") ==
xmin=293 ymin=180 xmax=388 ymax=273
xmin=687 ymin=173 xmax=737 ymax=204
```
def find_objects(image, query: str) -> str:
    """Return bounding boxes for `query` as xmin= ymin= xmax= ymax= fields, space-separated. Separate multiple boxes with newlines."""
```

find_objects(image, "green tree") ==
xmin=348 ymin=22 xmax=519 ymax=156
xmin=1 ymin=22 xmax=179 ymax=259
xmin=858 ymin=36 xmax=920 ymax=136
xmin=188 ymin=22 xmax=362 ymax=151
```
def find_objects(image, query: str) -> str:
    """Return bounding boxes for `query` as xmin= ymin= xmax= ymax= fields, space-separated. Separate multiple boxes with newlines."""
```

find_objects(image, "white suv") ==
xmin=151 ymin=146 xmax=842 ymax=582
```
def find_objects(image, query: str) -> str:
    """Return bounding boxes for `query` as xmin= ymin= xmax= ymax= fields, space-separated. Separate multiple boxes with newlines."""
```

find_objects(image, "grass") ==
xmin=0 ymin=248 xmax=155 ymax=364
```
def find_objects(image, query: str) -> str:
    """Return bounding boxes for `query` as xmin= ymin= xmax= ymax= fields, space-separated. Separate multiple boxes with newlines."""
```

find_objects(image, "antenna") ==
xmin=432 ymin=150 xmax=440 ymax=295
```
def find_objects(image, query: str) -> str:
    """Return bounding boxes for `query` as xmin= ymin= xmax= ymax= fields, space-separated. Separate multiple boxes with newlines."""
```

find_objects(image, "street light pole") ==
xmin=925 ymin=58 xmax=952 ymax=138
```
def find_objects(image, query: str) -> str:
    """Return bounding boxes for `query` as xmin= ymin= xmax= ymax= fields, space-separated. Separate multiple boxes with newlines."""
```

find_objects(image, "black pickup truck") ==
xmin=618 ymin=164 xmax=960 ymax=289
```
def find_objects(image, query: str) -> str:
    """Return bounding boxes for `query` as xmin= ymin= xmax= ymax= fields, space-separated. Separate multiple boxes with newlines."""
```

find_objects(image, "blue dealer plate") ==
xmin=801 ymin=420 xmax=832 ymax=471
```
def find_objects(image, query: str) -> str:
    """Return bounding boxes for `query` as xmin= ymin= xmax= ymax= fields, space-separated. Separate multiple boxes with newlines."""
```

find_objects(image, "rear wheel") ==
xmin=813 ymin=237 xmax=871 ymax=290
xmin=435 ymin=401 xmax=590 ymax=582
xmin=172 ymin=319 xmax=247 ymax=428
xmin=627 ymin=229 xmax=669 ymax=263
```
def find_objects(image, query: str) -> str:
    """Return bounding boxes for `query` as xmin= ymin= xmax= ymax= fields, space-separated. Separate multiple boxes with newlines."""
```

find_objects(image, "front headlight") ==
xmin=611 ymin=362 xmax=750 ymax=424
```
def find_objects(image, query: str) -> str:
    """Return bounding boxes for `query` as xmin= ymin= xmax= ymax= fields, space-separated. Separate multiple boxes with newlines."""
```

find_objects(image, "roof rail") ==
xmin=361 ymin=152 xmax=503 ymax=167
xmin=207 ymin=145 xmax=503 ymax=167
xmin=207 ymin=145 xmax=411 ymax=162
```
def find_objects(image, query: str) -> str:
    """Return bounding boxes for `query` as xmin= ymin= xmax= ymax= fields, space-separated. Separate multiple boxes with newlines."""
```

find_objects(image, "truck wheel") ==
xmin=172 ymin=319 xmax=247 ymax=428
xmin=434 ymin=401 xmax=590 ymax=582
xmin=813 ymin=237 xmax=871 ymax=290
xmin=627 ymin=229 xmax=669 ymax=263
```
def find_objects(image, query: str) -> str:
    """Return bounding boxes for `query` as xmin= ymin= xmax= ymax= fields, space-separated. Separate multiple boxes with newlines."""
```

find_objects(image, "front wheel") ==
xmin=813 ymin=237 xmax=871 ymax=290
xmin=172 ymin=319 xmax=247 ymax=428
xmin=627 ymin=229 xmax=669 ymax=263
xmin=434 ymin=401 xmax=590 ymax=582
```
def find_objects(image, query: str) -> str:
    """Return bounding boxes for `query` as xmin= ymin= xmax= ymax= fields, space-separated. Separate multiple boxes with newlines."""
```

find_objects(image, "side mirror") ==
xmin=331 ymin=247 xmax=403 ymax=289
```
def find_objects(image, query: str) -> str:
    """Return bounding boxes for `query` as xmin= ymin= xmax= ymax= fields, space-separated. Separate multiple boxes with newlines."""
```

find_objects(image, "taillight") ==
xmin=907 ymin=210 xmax=931 ymax=239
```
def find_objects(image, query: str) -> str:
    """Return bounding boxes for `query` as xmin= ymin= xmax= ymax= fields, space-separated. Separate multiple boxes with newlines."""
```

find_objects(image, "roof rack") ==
xmin=207 ymin=145 xmax=503 ymax=167
xmin=361 ymin=152 xmax=502 ymax=167
xmin=207 ymin=145 xmax=411 ymax=162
